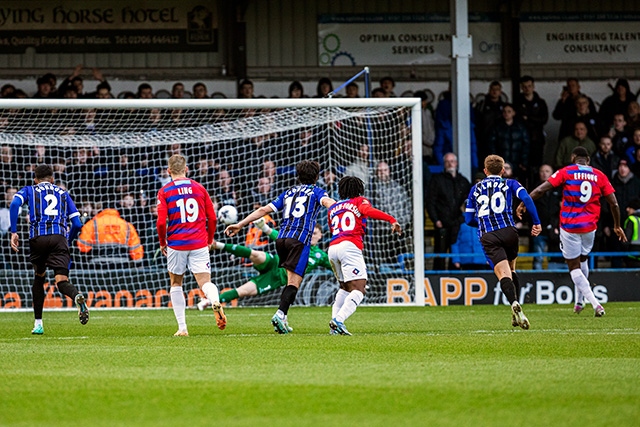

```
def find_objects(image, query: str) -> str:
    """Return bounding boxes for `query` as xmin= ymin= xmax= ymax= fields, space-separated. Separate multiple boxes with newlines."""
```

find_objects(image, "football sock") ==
xmin=32 ymin=275 xmax=46 ymax=320
xmin=34 ymin=319 xmax=43 ymax=328
xmin=170 ymin=286 xmax=187 ymax=331
xmin=570 ymin=269 xmax=599 ymax=308
xmin=500 ymin=277 xmax=517 ymax=304
xmin=56 ymin=280 xmax=78 ymax=301
xmin=332 ymin=289 xmax=349 ymax=319
xmin=219 ymin=289 xmax=239 ymax=303
xmin=278 ymin=285 xmax=298 ymax=315
xmin=512 ymin=271 xmax=521 ymax=300
xmin=223 ymin=244 xmax=252 ymax=258
xmin=578 ymin=260 xmax=590 ymax=304
xmin=336 ymin=290 xmax=364 ymax=323
xmin=202 ymin=282 xmax=220 ymax=303
xmin=213 ymin=241 xmax=225 ymax=250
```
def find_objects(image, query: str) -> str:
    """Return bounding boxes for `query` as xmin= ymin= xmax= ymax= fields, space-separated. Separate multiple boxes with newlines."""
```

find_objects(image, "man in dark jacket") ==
xmin=426 ymin=152 xmax=471 ymax=270
xmin=514 ymin=75 xmax=549 ymax=174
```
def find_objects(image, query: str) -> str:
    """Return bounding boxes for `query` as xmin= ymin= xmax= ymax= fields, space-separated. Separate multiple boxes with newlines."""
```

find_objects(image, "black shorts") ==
xmin=275 ymin=238 xmax=310 ymax=277
xmin=29 ymin=234 xmax=71 ymax=276
xmin=480 ymin=226 xmax=519 ymax=267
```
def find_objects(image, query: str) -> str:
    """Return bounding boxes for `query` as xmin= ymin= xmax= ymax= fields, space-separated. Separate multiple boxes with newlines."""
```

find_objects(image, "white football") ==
xmin=218 ymin=205 xmax=238 ymax=225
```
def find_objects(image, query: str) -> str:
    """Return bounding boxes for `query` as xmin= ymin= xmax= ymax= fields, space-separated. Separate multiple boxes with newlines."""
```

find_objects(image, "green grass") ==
xmin=1 ymin=303 xmax=639 ymax=427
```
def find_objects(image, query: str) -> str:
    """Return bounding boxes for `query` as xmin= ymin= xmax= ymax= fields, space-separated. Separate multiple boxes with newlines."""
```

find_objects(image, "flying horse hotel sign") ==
xmin=0 ymin=0 xmax=218 ymax=53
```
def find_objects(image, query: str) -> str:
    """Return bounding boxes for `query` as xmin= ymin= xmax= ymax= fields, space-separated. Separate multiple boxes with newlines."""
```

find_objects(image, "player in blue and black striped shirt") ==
xmin=465 ymin=155 xmax=541 ymax=330
xmin=225 ymin=160 xmax=335 ymax=333
xmin=10 ymin=164 xmax=89 ymax=334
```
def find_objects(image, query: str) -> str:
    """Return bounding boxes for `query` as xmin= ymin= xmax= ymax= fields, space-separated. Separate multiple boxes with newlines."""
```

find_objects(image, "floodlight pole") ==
xmin=450 ymin=0 xmax=473 ymax=180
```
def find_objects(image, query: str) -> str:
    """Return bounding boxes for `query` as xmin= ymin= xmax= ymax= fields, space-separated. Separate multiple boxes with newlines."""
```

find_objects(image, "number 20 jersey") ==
xmin=328 ymin=196 xmax=395 ymax=250
xmin=157 ymin=178 xmax=216 ymax=250
xmin=466 ymin=176 xmax=525 ymax=236
xmin=547 ymin=164 xmax=614 ymax=233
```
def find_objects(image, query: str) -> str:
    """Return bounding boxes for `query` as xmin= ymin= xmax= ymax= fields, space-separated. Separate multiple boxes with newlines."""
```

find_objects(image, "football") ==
xmin=218 ymin=205 xmax=238 ymax=225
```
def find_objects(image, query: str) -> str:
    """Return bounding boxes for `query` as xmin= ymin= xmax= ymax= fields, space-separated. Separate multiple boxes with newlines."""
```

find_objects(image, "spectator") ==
xmin=345 ymin=82 xmax=359 ymax=98
xmin=214 ymin=167 xmax=239 ymax=210
xmin=514 ymin=75 xmax=549 ymax=174
xmin=474 ymin=80 xmax=506 ymax=164
xmin=555 ymin=120 xmax=596 ymax=168
xmin=608 ymin=113 xmax=633 ymax=157
xmin=624 ymin=128 xmax=640 ymax=164
xmin=1 ymin=84 xmax=15 ymax=98
xmin=612 ymin=159 xmax=640 ymax=218
xmin=315 ymin=77 xmax=333 ymax=98
xmin=488 ymin=103 xmax=530 ymax=182
xmin=425 ymin=152 xmax=471 ymax=270
xmin=288 ymin=81 xmax=304 ymax=98
xmin=32 ymin=75 xmax=53 ymax=98
xmin=552 ymin=78 xmax=598 ymax=141
xmin=528 ymin=164 xmax=562 ymax=270
xmin=238 ymin=79 xmax=254 ymax=99
xmin=372 ymin=161 xmax=412 ymax=263
xmin=171 ymin=82 xmax=185 ymax=99
xmin=451 ymin=222 xmax=489 ymax=270
xmin=371 ymin=87 xmax=386 ymax=98
xmin=136 ymin=83 xmax=154 ymax=99
xmin=76 ymin=206 xmax=144 ymax=268
xmin=192 ymin=82 xmax=209 ymax=99
xmin=592 ymin=136 xmax=620 ymax=179
xmin=434 ymin=88 xmax=478 ymax=171
xmin=414 ymin=90 xmax=436 ymax=164
xmin=600 ymin=78 xmax=637 ymax=127
xmin=627 ymin=101 xmax=640 ymax=130
xmin=95 ymin=81 xmax=113 ymax=99
xmin=1 ymin=145 xmax=25 ymax=188
xmin=58 ymin=66 xmax=108 ymax=99
xmin=379 ymin=76 xmax=396 ymax=97
xmin=344 ymin=143 xmax=375 ymax=185
xmin=621 ymin=198 xmax=640 ymax=267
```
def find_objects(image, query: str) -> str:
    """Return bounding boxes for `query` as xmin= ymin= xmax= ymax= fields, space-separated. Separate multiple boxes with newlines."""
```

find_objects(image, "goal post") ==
xmin=0 ymin=97 xmax=424 ymax=309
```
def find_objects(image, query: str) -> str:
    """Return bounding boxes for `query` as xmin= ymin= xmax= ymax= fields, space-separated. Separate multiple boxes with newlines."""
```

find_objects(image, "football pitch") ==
xmin=1 ymin=303 xmax=639 ymax=427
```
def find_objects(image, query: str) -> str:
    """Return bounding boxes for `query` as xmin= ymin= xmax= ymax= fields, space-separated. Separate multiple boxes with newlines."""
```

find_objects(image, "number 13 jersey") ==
xmin=547 ymin=164 xmax=614 ymax=233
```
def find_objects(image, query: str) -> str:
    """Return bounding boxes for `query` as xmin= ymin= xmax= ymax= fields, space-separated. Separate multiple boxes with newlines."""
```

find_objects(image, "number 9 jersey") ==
xmin=157 ymin=178 xmax=216 ymax=250
xmin=546 ymin=164 xmax=614 ymax=233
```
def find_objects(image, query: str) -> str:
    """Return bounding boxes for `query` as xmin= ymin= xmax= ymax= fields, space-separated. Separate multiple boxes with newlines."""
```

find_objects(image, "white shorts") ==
xmin=328 ymin=240 xmax=367 ymax=283
xmin=559 ymin=229 xmax=595 ymax=260
xmin=167 ymin=246 xmax=211 ymax=275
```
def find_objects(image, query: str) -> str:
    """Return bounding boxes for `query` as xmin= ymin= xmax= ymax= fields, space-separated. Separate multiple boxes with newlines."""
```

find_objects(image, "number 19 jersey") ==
xmin=157 ymin=178 xmax=216 ymax=250
xmin=547 ymin=164 xmax=614 ymax=233
xmin=466 ymin=176 xmax=525 ymax=236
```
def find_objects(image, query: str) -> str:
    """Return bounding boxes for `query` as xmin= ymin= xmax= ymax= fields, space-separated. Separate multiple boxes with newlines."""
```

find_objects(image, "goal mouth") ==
xmin=0 ymin=97 xmax=424 ymax=308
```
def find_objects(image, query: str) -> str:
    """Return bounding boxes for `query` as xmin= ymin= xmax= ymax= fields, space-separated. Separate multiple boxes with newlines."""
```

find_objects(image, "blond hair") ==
xmin=168 ymin=154 xmax=187 ymax=175
xmin=484 ymin=155 xmax=504 ymax=176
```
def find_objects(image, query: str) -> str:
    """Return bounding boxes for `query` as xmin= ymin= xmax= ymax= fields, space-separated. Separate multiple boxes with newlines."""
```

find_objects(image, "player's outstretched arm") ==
xmin=321 ymin=196 xmax=336 ymax=208
xmin=225 ymin=205 xmax=274 ymax=237
xmin=606 ymin=193 xmax=627 ymax=242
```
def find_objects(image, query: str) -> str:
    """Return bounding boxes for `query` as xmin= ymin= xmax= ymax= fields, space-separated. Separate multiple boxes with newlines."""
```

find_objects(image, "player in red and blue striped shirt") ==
xmin=157 ymin=154 xmax=225 ymax=336
xmin=9 ymin=164 xmax=88 ymax=334
xmin=466 ymin=155 xmax=541 ymax=330
xmin=523 ymin=146 xmax=627 ymax=317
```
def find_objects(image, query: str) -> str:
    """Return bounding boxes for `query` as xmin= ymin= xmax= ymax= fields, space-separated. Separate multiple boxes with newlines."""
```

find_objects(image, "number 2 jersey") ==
xmin=547 ymin=164 xmax=614 ymax=233
xmin=157 ymin=178 xmax=216 ymax=250
xmin=328 ymin=196 xmax=396 ymax=250
xmin=12 ymin=182 xmax=80 ymax=239
xmin=465 ymin=175 xmax=539 ymax=236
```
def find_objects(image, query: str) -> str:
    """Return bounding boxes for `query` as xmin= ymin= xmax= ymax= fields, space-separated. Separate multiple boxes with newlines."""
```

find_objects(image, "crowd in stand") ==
xmin=2 ymin=67 xmax=640 ymax=270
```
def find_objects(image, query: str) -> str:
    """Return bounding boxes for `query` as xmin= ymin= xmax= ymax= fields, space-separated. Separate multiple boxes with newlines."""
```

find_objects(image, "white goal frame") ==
xmin=0 ymin=97 xmax=424 ymax=307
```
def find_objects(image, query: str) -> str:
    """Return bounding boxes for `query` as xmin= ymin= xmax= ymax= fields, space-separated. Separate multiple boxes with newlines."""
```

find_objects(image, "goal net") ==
xmin=0 ymin=98 xmax=424 ymax=310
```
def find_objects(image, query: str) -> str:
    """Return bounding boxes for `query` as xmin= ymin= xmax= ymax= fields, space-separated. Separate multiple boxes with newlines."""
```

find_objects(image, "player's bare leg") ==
xmin=195 ymin=272 xmax=226 ymax=330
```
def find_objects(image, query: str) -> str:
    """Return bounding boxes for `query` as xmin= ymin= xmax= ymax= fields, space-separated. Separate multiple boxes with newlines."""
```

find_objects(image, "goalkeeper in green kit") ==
xmin=198 ymin=218 xmax=331 ymax=331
